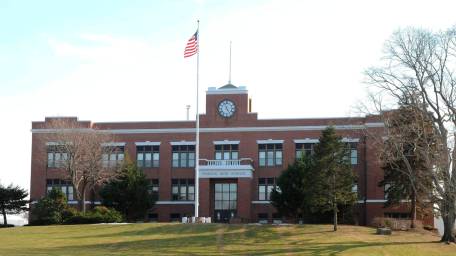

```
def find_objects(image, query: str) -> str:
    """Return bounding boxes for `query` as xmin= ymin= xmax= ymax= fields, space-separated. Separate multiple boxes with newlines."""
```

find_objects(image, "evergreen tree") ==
xmin=30 ymin=188 xmax=68 ymax=225
xmin=99 ymin=159 xmax=156 ymax=221
xmin=270 ymin=156 xmax=315 ymax=221
xmin=0 ymin=184 xmax=28 ymax=226
xmin=312 ymin=126 xmax=357 ymax=231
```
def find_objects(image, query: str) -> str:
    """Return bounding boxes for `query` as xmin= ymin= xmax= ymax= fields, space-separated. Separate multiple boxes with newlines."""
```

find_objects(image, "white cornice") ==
xmin=32 ymin=123 xmax=384 ymax=134
xmin=365 ymin=122 xmax=384 ymax=128
xmin=206 ymin=86 xmax=248 ymax=95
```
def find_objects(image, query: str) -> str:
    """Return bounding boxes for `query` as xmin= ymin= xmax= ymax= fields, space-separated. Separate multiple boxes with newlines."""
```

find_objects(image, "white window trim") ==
xmin=341 ymin=138 xmax=360 ymax=143
xmin=135 ymin=141 xmax=161 ymax=146
xmin=101 ymin=142 xmax=126 ymax=147
xmin=213 ymin=140 xmax=240 ymax=145
xmin=293 ymin=138 xmax=319 ymax=143
xmin=170 ymin=141 xmax=196 ymax=146
xmin=257 ymin=139 xmax=284 ymax=144
xmin=46 ymin=141 xmax=67 ymax=146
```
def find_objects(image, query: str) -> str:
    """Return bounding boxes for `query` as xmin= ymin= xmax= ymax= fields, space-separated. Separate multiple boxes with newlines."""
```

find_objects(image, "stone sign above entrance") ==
xmin=199 ymin=169 xmax=253 ymax=178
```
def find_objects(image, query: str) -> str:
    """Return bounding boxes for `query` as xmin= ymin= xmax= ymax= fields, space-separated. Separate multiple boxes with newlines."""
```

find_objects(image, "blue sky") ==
xmin=1 ymin=0 xmax=456 ymax=203
xmin=0 ymin=0 xmax=256 ymax=95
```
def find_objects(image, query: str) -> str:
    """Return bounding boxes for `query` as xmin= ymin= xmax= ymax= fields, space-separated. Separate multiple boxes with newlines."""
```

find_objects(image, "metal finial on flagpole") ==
xmin=228 ymin=41 xmax=232 ymax=84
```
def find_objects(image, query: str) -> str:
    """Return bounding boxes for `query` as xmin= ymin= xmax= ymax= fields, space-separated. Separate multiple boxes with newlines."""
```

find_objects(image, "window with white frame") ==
xmin=46 ymin=179 xmax=74 ymax=201
xmin=215 ymin=144 xmax=239 ymax=160
xmin=346 ymin=142 xmax=358 ymax=165
xmin=47 ymin=145 xmax=68 ymax=168
xmin=258 ymin=178 xmax=277 ymax=201
xmin=148 ymin=179 xmax=159 ymax=200
xmin=171 ymin=179 xmax=195 ymax=201
xmin=295 ymin=143 xmax=316 ymax=160
xmin=172 ymin=145 xmax=195 ymax=168
xmin=102 ymin=146 xmax=125 ymax=168
xmin=137 ymin=146 xmax=160 ymax=168
xmin=258 ymin=144 xmax=282 ymax=167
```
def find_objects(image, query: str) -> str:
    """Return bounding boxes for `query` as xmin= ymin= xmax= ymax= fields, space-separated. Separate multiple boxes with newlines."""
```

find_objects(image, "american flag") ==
xmin=184 ymin=30 xmax=198 ymax=58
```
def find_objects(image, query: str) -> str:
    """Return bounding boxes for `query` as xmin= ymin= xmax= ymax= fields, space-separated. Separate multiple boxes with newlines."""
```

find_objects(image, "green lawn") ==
xmin=0 ymin=223 xmax=454 ymax=255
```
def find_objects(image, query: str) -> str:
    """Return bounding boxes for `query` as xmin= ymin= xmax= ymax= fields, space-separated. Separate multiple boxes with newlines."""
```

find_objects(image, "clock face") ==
xmin=218 ymin=100 xmax=236 ymax=118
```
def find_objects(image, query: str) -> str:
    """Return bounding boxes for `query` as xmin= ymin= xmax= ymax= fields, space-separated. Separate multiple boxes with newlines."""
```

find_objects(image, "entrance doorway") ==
xmin=214 ymin=183 xmax=237 ymax=222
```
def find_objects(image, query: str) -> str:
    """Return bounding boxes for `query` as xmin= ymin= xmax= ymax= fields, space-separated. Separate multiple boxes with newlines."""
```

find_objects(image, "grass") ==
xmin=0 ymin=223 xmax=454 ymax=255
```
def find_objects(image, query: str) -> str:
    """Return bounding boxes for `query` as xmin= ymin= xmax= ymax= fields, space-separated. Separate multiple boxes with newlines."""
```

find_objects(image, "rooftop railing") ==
xmin=200 ymin=158 xmax=253 ymax=166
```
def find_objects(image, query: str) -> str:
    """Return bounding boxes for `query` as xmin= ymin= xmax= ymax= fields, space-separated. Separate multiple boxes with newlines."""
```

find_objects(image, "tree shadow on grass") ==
xmin=8 ymin=236 xmax=440 ymax=256
xmin=6 ymin=224 xmax=445 ymax=256
xmin=4 ymin=224 xmax=442 ymax=256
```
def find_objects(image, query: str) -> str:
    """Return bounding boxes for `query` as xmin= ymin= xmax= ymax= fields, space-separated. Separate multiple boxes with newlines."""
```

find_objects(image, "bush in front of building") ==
xmin=63 ymin=206 xmax=123 ymax=224
xmin=99 ymin=159 xmax=156 ymax=222
xmin=30 ymin=188 xmax=68 ymax=225
xmin=30 ymin=189 xmax=123 ymax=225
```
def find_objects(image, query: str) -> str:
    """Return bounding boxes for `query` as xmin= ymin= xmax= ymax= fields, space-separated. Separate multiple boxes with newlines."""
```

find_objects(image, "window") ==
xmin=47 ymin=145 xmax=68 ymax=168
xmin=346 ymin=143 xmax=358 ymax=165
xmin=148 ymin=179 xmax=159 ymax=200
xmin=214 ymin=183 xmax=237 ymax=210
xmin=258 ymin=144 xmax=283 ymax=167
xmin=215 ymin=144 xmax=239 ymax=160
xmin=102 ymin=146 xmax=125 ymax=168
xmin=258 ymin=178 xmax=277 ymax=201
xmin=137 ymin=146 xmax=160 ymax=168
xmin=171 ymin=179 xmax=195 ymax=201
xmin=295 ymin=143 xmax=316 ymax=160
xmin=172 ymin=145 xmax=195 ymax=168
xmin=46 ymin=179 xmax=74 ymax=201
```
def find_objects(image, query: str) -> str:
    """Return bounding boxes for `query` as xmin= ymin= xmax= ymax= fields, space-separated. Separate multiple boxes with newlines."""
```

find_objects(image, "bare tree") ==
xmin=45 ymin=119 xmax=120 ymax=212
xmin=377 ymin=102 xmax=435 ymax=229
xmin=365 ymin=27 xmax=456 ymax=243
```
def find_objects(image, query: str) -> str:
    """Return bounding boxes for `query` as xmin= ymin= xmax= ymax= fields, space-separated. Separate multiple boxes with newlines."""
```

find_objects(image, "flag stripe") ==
xmin=184 ymin=30 xmax=198 ymax=58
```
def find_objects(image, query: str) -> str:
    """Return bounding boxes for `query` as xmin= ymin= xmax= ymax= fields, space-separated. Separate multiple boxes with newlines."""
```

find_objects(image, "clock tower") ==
xmin=202 ymin=83 xmax=257 ymax=126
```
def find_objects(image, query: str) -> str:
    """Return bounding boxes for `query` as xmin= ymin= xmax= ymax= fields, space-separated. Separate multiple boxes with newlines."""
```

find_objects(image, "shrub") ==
xmin=63 ymin=206 xmax=122 ymax=224
xmin=0 ymin=224 xmax=14 ymax=228
xmin=29 ymin=189 xmax=68 ymax=225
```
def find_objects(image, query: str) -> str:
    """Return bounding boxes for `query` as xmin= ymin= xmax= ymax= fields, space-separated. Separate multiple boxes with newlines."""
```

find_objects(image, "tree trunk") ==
xmin=1 ymin=207 xmax=7 ymax=226
xmin=82 ymin=188 xmax=87 ymax=213
xmin=441 ymin=210 xmax=455 ymax=243
xmin=79 ymin=183 xmax=88 ymax=213
xmin=333 ymin=203 xmax=338 ymax=231
xmin=410 ymin=192 xmax=416 ymax=229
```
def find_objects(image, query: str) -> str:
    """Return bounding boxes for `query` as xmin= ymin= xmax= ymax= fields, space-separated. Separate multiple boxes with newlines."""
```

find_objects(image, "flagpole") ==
xmin=195 ymin=20 xmax=200 ymax=218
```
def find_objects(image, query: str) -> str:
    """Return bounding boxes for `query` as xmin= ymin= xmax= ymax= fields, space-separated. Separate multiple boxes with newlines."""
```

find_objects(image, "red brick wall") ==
xmin=30 ymin=87 xmax=429 ymax=225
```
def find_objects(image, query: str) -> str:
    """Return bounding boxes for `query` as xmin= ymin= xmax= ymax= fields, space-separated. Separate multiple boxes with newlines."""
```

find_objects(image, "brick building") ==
xmin=30 ymin=84 xmax=427 ymax=225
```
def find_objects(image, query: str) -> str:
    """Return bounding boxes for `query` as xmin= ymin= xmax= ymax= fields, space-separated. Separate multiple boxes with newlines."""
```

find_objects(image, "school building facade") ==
xmin=30 ymin=84 xmax=427 ymax=225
